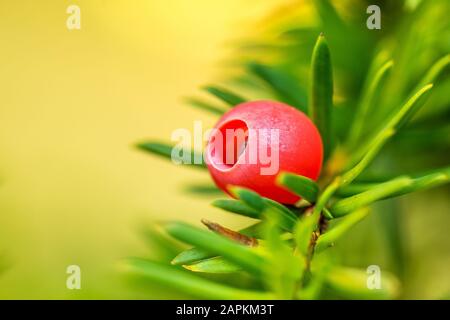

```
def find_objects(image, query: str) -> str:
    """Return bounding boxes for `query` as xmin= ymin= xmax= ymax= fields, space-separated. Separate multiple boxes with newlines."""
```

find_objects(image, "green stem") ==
xmin=124 ymin=258 xmax=274 ymax=299
xmin=330 ymin=177 xmax=412 ymax=217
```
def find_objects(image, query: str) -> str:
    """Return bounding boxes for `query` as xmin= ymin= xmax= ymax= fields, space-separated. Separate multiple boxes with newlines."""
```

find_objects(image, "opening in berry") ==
xmin=209 ymin=119 xmax=249 ymax=170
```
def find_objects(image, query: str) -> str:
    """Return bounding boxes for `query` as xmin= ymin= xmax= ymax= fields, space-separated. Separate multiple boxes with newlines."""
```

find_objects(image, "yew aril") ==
xmin=205 ymin=100 xmax=323 ymax=204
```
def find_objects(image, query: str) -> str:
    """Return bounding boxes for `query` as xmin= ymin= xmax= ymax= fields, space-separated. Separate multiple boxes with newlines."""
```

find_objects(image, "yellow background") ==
xmin=0 ymin=0 xmax=280 ymax=298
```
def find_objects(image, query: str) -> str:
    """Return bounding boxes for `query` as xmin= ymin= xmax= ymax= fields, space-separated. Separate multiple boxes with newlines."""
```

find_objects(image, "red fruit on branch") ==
xmin=205 ymin=100 xmax=323 ymax=204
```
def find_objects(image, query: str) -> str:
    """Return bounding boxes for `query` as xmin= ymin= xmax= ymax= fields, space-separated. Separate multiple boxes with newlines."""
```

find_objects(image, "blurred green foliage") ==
xmin=131 ymin=0 xmax=449 ymax=299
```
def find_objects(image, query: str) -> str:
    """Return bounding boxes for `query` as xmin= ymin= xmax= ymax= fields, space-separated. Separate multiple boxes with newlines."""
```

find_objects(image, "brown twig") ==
xmin=201 ymin=219 xmax=259 ymax=247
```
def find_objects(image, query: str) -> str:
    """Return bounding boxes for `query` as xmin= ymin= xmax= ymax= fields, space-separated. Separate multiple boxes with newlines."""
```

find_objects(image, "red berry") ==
xmin=205 ymin=100 xmax=323 ymax=204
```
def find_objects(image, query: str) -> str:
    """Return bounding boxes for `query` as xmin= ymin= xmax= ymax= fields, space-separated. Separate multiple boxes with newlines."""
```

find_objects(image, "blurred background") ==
xmin=0 ymin=0 xmax=281 ymax=299
xmin=0 ymin=0 xmax=449 ymax=299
